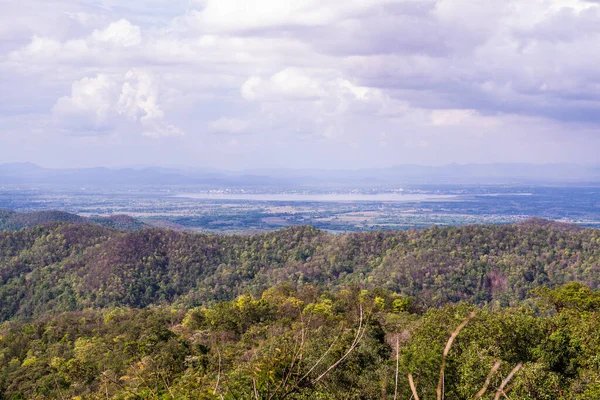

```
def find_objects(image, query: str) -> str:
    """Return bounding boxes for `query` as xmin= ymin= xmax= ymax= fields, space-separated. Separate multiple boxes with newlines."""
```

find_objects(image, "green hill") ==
xmin=2 ymin=220 xmax=600 ymax=398
xmin=1 ymin=219 xmax=599 ymax=321
xmin=0 ymin=209 xmax=145 ymax=232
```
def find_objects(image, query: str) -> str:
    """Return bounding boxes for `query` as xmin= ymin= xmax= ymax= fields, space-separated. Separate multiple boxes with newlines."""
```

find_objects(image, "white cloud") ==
xmin=2 ymin=0 xmax=600 ymax=167
xmin=52 ymin=74 xmax=118 ymax=132
xmin=210 ymin=118 xmax=249 ymax=134
xmin=239 ymin=68 xmax=413 ymax=140
xmin=182 ymin=0 xmax=395 ymax=32
xmin=430 ymin=109 xmax=477 ymax=126
xmin=118 ymin=70 xmax=163 ymax=123
xmin=242 ymin=68 xmax=404 ymax=115
xmin=118 ymin=69 xmax=183 ymax=137
xmin=91 ymin=19 xmax=142 ymax=47
xmin=52 ymin=70 xmax=182 ymax=137
xmin=8 ymin=19 xmax=142 ymax=63
xmin=241 ymin=68 xmax=328 ymax=101
xmin=11 ymin=36 xmax=63 ymax=59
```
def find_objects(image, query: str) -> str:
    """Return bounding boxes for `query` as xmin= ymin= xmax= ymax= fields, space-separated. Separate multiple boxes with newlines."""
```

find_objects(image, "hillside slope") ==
xmin=0 ymin=209 xmax=145 ymax=231
xmin=0 ymin=219 xmax=599 ymax=321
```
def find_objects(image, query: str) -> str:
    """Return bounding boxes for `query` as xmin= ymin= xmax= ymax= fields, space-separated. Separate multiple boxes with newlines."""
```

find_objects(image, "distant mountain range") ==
xmin=0 ymin=162 xmax=283 ymax=187
xmin=1 ymin=162 xmax=599 ymax=187
xmin=252 ymin=163 xmax=600 ymax=186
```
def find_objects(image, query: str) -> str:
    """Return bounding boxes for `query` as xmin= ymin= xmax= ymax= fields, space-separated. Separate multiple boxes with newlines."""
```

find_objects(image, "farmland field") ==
xmin=1 ymin=184 xmax=599 ymax=233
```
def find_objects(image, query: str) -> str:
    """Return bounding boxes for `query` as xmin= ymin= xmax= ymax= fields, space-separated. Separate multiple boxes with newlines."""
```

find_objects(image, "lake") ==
xmin=174 ymin=193 xmax=458 ymax=202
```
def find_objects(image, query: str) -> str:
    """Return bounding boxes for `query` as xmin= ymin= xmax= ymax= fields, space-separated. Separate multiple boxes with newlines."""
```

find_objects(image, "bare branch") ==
xmin=130 ymin=360 xmax=158 ymax=399
xmin=394 ymin=335 xmax=400 ymax=400
xmin=213 ymin=347 xmax=222 ymax=396
xmin=300 ymin=327 xmax=343 ymax=384
xmin=252 ymin=377 xmax=260 ymax=400
xmin=408 ymin=373 xmax=420 ymax=400
xmin=270 ymin=313 xmax=310 ymax=400
xmin=474 ymin=361 xmax=501 ymax=399
xmin=160 ymin=372 xmax=175 ymax=399
xmin=437 ymin=312 xmax=476 ymax=400
xmin=312 ymin=305 xmax=365 ymax=385
xmin=101 ymin=371 xmax=139 ymax=399
xmin=493 ymin=363 xmax=523 ymax=400
xmin=53 ymin=373 xmax=67 ymax=400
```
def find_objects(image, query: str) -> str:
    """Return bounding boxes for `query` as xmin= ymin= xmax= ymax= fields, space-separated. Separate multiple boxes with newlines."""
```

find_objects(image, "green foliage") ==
xmin=1 ymin=221 xmax=600 ymax=398
xmin=1 ymin=220 xmax=600 ymax=321
xmin=0 ymin=209 xmax=146 ymax=232
xmin=534 ymin=281 xmax=600 ymax=312
xmin=0 ymin=285 xmax=599 ymax=398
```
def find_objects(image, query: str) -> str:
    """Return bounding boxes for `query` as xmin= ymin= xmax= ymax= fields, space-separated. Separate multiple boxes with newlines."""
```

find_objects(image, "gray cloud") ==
xmin=0 ymin=0 xmax=599 ymax=168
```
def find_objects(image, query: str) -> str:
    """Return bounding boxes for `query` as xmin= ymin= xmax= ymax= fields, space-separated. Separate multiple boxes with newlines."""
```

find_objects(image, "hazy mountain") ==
xmin=1 ymin=162 xmax=599 ymax=187
xmin=247 ymin=163 xmax=600 ymax=185
xmin=0 ymin=163 xmax=285 ymax=187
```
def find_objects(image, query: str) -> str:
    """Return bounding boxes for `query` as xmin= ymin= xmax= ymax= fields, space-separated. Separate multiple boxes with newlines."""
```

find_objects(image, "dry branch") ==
xmin=299 ymin=328 xmax=342 ymax=382
xmin=312 ymin=305 xmax=365 ymax=385
xmin=394 ymin=335 xmax=400 ymax=400
xmin=408 ymin=373 xmax=420 ymax=400
xmin=474 ymin=361 xmax=501 ymax=399
xmin=213 ymin=347 xmax=222 ymax=396
xmin=493 ymin=363 xmax=523 ymax=400
xmin=437 ymin=311 xmax=476 ymax=400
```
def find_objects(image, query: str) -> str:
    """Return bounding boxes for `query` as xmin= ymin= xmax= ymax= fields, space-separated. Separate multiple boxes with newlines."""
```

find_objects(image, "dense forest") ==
xmin=2 ymin=219 xmax=600 ymax=398
xmin=2 ymin=283 xmax=600 ymax=399
xmin=0 ymin=210 xmax=145 ymax=232
xmin=1 ymin=219 xmax=600 ymax=321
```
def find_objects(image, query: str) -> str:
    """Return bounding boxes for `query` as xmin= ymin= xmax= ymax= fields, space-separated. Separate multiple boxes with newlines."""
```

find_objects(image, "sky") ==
xmin=1 ymin=0 xmax=600 ymax=169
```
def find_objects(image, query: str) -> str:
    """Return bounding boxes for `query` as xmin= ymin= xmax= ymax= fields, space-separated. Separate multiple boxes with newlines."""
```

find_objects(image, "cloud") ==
xmin=91 ymin=19 xmax=142 ymax=47
xmin=118 ymin=69 xmax=184 ymax=137
xmin=2 ymin=0 xmax=600 ymax=167
xmin=241 ymin=68 xmax=328 ymax=101
xmin=430 ymin=109 xmax=477 ymax=126
xmin=8 ymin=19 xmax=142 ymax=64
xmin=118 ymin=70 xmax=162 ymax=123
xmin=52 ymin=74 xmax=118 ymax=133
xmin=181 ymin=0 xmax=394 ymax=33
xmin=209 ymin=118 xmax=249 ymax=134
xmin=52 ymin=70 xmax=183 ymax=137
xmin=242 ymin=68 xmax=406 ymax=114
xmin=336 ymin=0 xmax=600 ymax=125
xmin=239 ymin=68 xmax=417 ymax=140
xmin=10 ymin=36 xmax=63 ymax=60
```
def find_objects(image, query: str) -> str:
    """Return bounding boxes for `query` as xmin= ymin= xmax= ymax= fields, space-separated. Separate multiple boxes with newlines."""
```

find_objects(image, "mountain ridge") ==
xmin=0 ymin=218 xmax=598 ymax=322
xmin=2 ymin=162 xmax=600 ymax=187
xmin=0 ymin=209 xmax=146 ymax=231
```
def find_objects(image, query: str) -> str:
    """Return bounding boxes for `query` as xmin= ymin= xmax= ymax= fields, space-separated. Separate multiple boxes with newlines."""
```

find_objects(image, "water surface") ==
xmin=175 ymin=193 xmax=458 ymax=202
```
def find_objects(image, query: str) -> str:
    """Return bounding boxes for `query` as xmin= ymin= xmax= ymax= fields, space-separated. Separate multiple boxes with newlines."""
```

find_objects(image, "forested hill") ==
xmin=0 ymin=209 xmax=145 ymax=231
xmin=2 ymin=219 xmax=600 ymax=398
xmin=0 ymin=219 xmax=599 ymax=322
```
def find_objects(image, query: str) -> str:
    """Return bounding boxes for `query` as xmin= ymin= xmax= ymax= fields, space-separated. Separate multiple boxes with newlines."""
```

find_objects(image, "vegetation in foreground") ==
xmin=1 ymin=283 xmax=600 ymax=399
xmin=1 ymin=220 xmax=600 ymax=398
